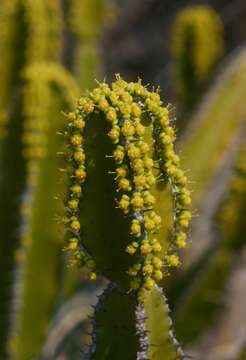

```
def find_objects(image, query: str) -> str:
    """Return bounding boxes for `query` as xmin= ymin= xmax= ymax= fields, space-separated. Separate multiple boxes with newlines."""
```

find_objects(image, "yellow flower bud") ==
xmin=75 ymin=168 xmax=86 ymax=181
xmin=73 ymin=118 xmax=85 ymax=130
xmin=126 ymin=244 xmax=137 ymax=255
xmin=130 ymin=219 xmax=141 ymax=237
xmin=119 ymin=195 xmax=130 ymax=213
xmin=131 ymin=103 xmax=142 ymax=118
xmin=143 ymin=191 xmax=156 ymax=206
xmin=144 ymin=218 xmax=156 ymax=232
xmin=98 ymin=97 xmax=109 ymax=111
xmin=67 ymin=112 xmax=76 ymax=121
xmin=113 ymin=146 xmax=125 ymax=163
xmin=175 ymin=231 xmax=187 ymax=248
xmin=118 ymin=178 xmax=131 ymax=191
xmin=87 ymin=272 xmax=97 ymax=281
xmin=70 ymin=220 xmax=80 ymax=232
xmin=70 ymin=184 xmax=82 ymax=195
xmin=127 ymin=144 xmax=141 ymax=159
xmin=135 ymin=122 xmax=145 ymax=136
xmin=70 ymin=134 xmax=83 ymax=146
xmin=121 ymin=120 xmax=135 ymax=137
xmin=106 ymin=108 xmax=117 ymax=123
xmin=153 ymin=270 xmax=163 ymax=281
xmin=108 ymin=126 xmax=120 ymax=143
xmin=144 ymin=277 xmax=154 ymax=290
xmin=67 ymin=238 xmax=78 ymax=251
xmin=146 ymin=173 xmax=156 ymax=187
xmin=140 ymin=242 xmax=152 ymax=255
xmin=143 ymin=157 xmax=154 ymax=169
xmin=131 ymin=159 xmax=144 ymax=173
xmin=74 ymin=151 xmax=85 ymax=163
xmin=152 ymin=241 xmax=162 ymax=253
xmin=131 ymin=193 xmax=144 ymax=209
xmin=160 ymin=133 xmax=172 ymax=145
xmin=134 ymin=174 xmax=146 ymax=190
xmin=116 ymin=166 xmax=127 ymax=178
xmin=138 ymin=141 xmax=149 ymax=153
xmin=68 ymin=199 xmax=79 ymax=210
xmin=152 ymin=257 xmax=162 ymax=269
xmin=167 ymin=254 xmax=180 ymax=267
xmin=78 ymin=98 xmax=94 ymax=113
xmin=143 ymin=264 xmax=153 ymax=275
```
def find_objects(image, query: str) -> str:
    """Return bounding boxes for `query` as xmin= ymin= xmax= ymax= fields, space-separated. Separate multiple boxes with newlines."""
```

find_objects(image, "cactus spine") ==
xmin=61 ymin=76 xmax=191 ymax=358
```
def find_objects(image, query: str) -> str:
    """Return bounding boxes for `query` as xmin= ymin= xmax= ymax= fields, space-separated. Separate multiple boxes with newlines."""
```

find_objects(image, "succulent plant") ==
xmin=61 ymin=75 xmax=192 ymax=358
xmin=171 ymin=5 xmax=224 ymax=111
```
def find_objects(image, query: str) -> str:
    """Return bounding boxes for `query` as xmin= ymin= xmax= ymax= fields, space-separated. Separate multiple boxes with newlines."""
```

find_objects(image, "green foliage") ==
xmin=171 ymin=5 xmax=224 ymax=110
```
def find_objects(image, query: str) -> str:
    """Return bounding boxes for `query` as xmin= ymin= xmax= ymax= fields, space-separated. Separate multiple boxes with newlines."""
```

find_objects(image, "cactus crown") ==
xmin=62 ymin=75 xmax=191 ymax=292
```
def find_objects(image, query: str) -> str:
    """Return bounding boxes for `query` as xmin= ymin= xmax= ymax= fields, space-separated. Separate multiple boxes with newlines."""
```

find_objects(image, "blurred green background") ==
xmin=0 ymin=0 xmax=245 ymax=359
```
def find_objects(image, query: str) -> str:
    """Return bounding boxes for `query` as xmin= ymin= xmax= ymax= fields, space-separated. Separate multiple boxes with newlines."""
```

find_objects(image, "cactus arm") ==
xmin=60 ymin=77 xmax=192 ymax=358
xmin=171 ymin=5 xmax=224 ymax=110
xmin=0 ymin=99 xmax=26 ymax=358
xmin=10 ymin=63 xmax=79 ymax=359
xmin=173 ymin=141 xmax=246 ymax=345
xmin=23 ymin=0 xmax=63 ymax=63
xmin=67 ymin=0 xmax=106 ymax=89
xmin=0 ymin=2 xmax=63 ymax=353
xmin=0 ymin=0 xmax=26 ymax=139
xmin=142 ymin=286 xmax=184 ymax=360
xmin=87 ymin=284 xmax=139 ymax=360
xmin=181 ymin=48 xmax=246 ymax=206
xmin=63 ymin=77 xmax=191 ymax=291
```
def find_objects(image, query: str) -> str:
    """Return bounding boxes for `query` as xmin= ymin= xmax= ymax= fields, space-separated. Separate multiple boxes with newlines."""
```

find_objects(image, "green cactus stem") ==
xmin=60 ymin=75 xmax=192 ymax=359
xmin=0 ymin=1 xmax=63 ymax=355
xmin=171 ymin=5 xmax=224 ymax=111
xmin=172 ymin=137 xmax=246 ymax=345
xmin=67 ymin=0 xmax=107 ymax=89
xmin=9 ymin=63 xmax=79 ymax=359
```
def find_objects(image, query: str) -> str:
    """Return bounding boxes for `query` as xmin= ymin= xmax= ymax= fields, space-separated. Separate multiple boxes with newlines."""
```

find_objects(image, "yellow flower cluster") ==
xmin=63 ymin=75 xmax=191 ymax=290
xmin=64 ymin=110 xmax=97 ymax=280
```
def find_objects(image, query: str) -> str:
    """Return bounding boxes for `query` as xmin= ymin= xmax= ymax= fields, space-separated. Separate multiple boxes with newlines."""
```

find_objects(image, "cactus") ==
xmin=172 ymin=139 xmax=246 ymax=346
xmin=8 ymin=62 xmax=79 ymax=359
xmin=166 ymin=48 xmax=246 ymax=345
xmin=0 ymin=0 xmax=63 ymax=355
xmin=180 ymin=48 xmax=246 ymax=206
xmin=67 ymin=0 xmax=107 ymax=89
xmin=60 ymin=75 xmax=192 ymax=358
xmin=171 ymin=5 xmax=224 ymax=111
